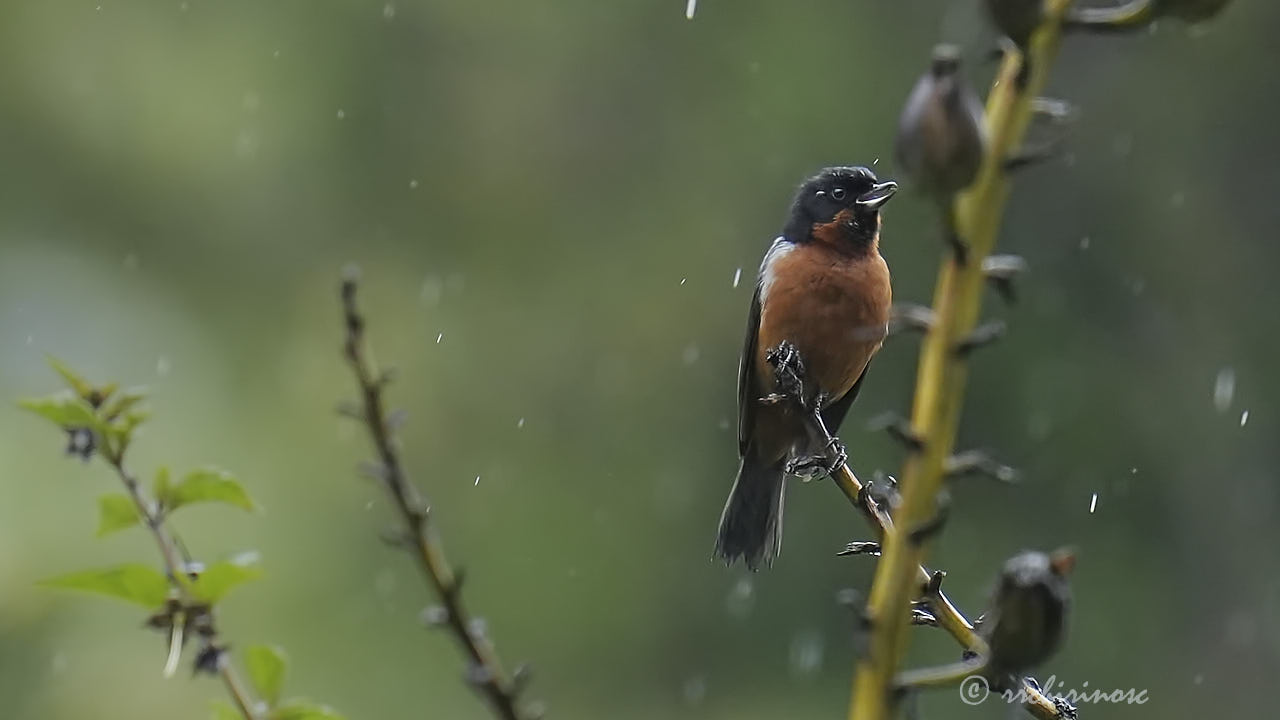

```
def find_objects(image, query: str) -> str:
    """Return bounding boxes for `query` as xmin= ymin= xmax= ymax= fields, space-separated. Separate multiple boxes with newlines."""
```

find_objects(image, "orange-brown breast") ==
xmin=754 ymin=238 xmax=891 ymax=405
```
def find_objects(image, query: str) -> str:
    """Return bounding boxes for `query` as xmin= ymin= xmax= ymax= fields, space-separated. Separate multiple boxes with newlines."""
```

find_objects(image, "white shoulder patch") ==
xmin=758 ymin=236 xmax=793 ymax=306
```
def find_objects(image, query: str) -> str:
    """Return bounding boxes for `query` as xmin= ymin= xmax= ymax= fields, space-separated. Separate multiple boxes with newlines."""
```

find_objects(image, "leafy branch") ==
xmin=22 ymin=359 xmax=344 ymax=720
xmin=339 ymin=270 xmax=537 ymax=720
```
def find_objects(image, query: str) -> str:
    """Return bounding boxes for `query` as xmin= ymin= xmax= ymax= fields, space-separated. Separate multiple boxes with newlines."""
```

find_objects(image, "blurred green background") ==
xmin=2 ymin=1 xmax=1278 ymax=718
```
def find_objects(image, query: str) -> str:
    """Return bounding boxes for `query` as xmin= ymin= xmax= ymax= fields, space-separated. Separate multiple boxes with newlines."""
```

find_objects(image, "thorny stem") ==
xmin=101 ymin=448 xmax=261 ymax=720
xmin=847 ymin=3 xmax=1076 ymax=720
xmin=340 ymin=273 xmax=529 ymax=720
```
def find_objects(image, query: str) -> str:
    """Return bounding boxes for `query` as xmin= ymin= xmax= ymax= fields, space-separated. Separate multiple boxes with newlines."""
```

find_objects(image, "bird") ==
xmin=714 ymin=166 xmax=897 ymax=570
xmin=895 ymin=45 xmax=987 ymax=261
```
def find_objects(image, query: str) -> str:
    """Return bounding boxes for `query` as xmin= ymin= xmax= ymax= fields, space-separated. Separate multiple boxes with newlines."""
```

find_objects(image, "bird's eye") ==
xmin=830 ymin=187 xmax=847 ymax=201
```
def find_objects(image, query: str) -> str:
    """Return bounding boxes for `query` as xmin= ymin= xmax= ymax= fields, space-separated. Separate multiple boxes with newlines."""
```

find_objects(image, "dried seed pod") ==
xmin=985 ymin=0 xmax=1044 ymax=50
xmin=982 ymin=548 xmax=1075 ymax=683
xmin=895 ymin=45 xmax=987 ymax=204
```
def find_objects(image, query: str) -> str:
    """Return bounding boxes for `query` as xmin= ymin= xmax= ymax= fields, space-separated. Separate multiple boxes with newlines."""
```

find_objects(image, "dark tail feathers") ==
xmin=714 ymin=456 xmax=786 ymax=570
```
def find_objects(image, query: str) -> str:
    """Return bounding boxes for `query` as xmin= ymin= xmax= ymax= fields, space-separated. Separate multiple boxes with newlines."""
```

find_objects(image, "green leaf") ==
xmin=40 ymin=564 xmax=169 ymax=608
xmin=210 ymin=701 xmax=242 ymax=720
xmin=18 ymin=391 xmax=99 ymax=429
xmin=96 ymin=493 xmax=143 ymax=536
xmin=161 ymin=467 xmax=258 ymax=514
xmin=245 ymin=645 xmax=288 ymax=706
xmin=100 ymin=387 xmax=147 ymax=420
xmin=190 ymin=552 xmax=263 ymax=604
xmin=153 ymin=466 xmax=172 ymax=500
xmin=46 ymin=356 xmax=94 ymax=398
xmin=272 ymin=701 xmax=346 ymax=720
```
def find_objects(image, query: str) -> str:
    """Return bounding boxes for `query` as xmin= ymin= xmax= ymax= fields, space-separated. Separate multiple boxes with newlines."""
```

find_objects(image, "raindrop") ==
xmin=732 ymin=268 xmax=742 ymax=288
xmin=1089 ymin=492 xmax=1098 ymax=514
xmin=156 ymin=355 xmax=171 ymax=377
xmin=682 ymin=675 xmax=707 ymax=705
xmin=364 ymin=500 xmax=375 ymax=511
xmin=788 ymin=630 xmax=825 ymax=677
xmin=1111 ymin=133 xmax=1133 ymax=157
xmin=51 ymin=652 xmax=68 ymax=674
xmin=680 ymin=277 xmax=687 ymax=286
xmin=1079 ymin=236 xmax=1090 ymax=250
xmin=420 ymin=276 xmax=443 ymax=305
xmin=1170 ymin=191 xmax=1186 ymax=208
xmin=409 ymin=179 xmax=419 ymax=189
xmin=474 ymin=475 xmax=481 ymax=487
xmin=872 ymin=157 xmax=880 ymax=166
xmin=1240 ymin=410 xmax=1250 ymax=427
xmin=1193 ymin=673 xmax=1204 ymax=685
xmin=436 ymin=332 xmax=443 ymax=344
xmin=382 ymin=3 xmax=396 ymax=19
xmin=725 ymin=577 xmax=755 ymax=619
xmin=1213 ymin=367 xmax=1235 ymax=412
xmin=337 ymin=109 xmax=346 ymax=120
xmin=25 ymin=335 xmax=33 ymax=345
xmin=685 ymin=0 xmax=697 ymax=20
xmin=123 ymin=253 xmax=139 ymax=270
xmin=375 ymin=568 xmax=398 ymax=598
xmin=682 ymin=344 xmax=700 ymax=365
xmin=717 ymin=417 xmax=730 ymax=431
xmin=517 ymin=417 xmax=526 ymax=428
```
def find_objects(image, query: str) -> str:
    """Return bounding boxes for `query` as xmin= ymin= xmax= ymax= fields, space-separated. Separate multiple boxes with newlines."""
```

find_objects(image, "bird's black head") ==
xmin=782 ymin=166 xmax=897 ymax=250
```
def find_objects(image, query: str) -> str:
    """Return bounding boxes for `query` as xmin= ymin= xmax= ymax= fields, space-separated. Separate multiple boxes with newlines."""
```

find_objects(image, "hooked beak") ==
xmin=855 ymin=181 xmax=898 ymax=211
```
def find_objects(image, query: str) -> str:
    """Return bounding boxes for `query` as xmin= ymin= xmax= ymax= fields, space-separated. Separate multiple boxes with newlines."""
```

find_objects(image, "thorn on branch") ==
xmin=982 ymin=254 xmax=1029 ymax=305
xmin=907 ymin=493 xmax=951 ymax=545
xmin=1030 ymin=96 xmax=1078 ymax=124
xmin=924 ymin=570 xmax=946 ymax=597
xmin=945 ymin=449 xmax=1019 ymax=484
xmin=512 ymin=664 xmax=533 ymax=693
xmin=837 ymin=541 xmax=882 ymax=557
xmin=867 ymin=411 xmax=925 ymax=452
xmin=358 ymin=460 xmax=389 ymax=483
xmin=336 ymin=400 xmax=364 ymax=421
xmin=889 ymin=303 xmax=937 ymax=336
xmin=421 ymin=605 xmax=449 ymax=627
xmin=380 ymin=528 xmax=413 ymax=549
xmin=954 ymin=321 xmax=1007 ymax=357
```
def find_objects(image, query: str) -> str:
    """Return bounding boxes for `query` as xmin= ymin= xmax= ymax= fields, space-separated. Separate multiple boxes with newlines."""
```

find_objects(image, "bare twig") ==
xmin=339 ymin=270 xmax=532 ymax=720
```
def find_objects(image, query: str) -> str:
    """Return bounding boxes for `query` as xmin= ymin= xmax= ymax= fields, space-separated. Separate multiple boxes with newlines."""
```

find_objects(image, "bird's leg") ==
xmin=764 ymin=341 xmax=805 ymax=400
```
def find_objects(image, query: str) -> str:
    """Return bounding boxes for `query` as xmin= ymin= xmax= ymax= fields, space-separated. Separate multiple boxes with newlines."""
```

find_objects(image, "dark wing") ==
xmin=737 ymin=283 xmax=763 ymax=456
xmin=820 ymin=361 xmax=871 ymax=434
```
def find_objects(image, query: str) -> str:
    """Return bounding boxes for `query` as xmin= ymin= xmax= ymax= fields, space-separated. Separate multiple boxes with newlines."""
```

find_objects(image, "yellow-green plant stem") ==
xmin=847 ymin=3 xmax=1074 ymax=720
